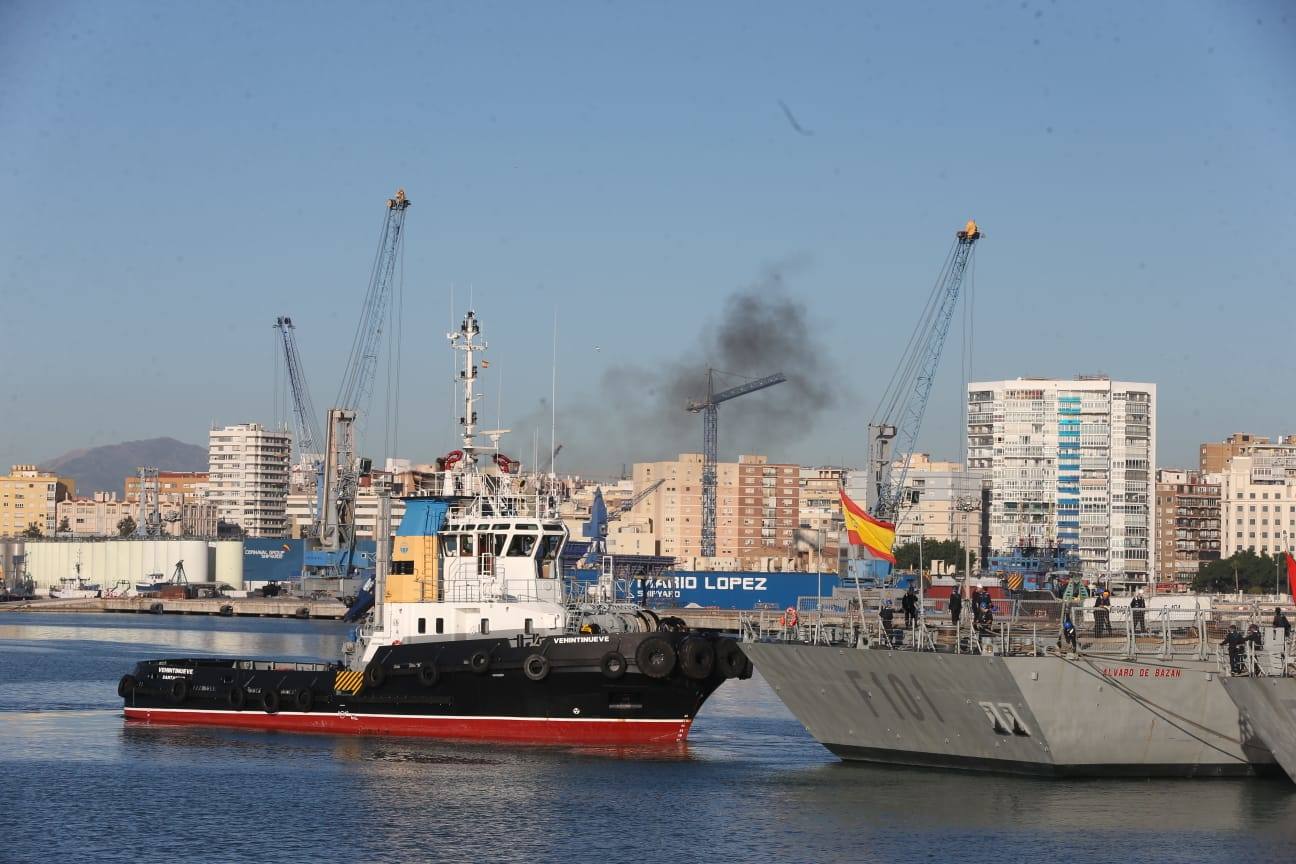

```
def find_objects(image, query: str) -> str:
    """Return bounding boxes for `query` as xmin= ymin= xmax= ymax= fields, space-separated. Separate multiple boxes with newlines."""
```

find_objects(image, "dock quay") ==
xmin=0 ymin=596 xmax=348 ymax=620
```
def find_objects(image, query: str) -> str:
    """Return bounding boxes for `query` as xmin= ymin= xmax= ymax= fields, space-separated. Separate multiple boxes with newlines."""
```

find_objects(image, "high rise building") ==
xmin=797 ymin=466 xmax=845 ymax=570
xmin=1197 ymin=433 xmax=1296 ymax=474
xmin=891 ymin=454 xmax=985 ymax=557
xmin=0 ymin=465 xmax=76 ymax=537
xmin=123 ymin=471 xmax=209 ymax=501
xmin=631 ymin=454 xmax=800 ymax=564
xmin=1217 ymin=437 xmax=1296 ymax=559
xmin=1154 ymin=469 xmax=1221 ymax=587
xmin=967 ymin=376 xmax=1156 ymax=589
xmin=207 ymin=423 xmax=291 ymax=537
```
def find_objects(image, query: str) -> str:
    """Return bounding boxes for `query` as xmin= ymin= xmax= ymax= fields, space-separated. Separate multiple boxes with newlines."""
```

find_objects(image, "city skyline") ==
xmin=3 ymin=2 xmax=1294 ymax=475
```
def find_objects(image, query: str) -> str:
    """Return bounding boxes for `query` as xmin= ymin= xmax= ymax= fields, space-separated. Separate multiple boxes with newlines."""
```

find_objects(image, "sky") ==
xmin=1 ymin=1 xmax=1293 ymax=479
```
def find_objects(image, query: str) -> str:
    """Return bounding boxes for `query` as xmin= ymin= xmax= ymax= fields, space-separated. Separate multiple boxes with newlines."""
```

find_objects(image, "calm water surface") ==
xmin=2 ymin=612 xmax=1294 ymax=864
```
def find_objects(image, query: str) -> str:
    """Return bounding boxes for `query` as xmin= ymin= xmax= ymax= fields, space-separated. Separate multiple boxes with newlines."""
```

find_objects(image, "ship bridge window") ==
xmin=543 ymin=523 xmax=562 ymax=532
xmin=507 ymin=534 xmax=537 ymax=557
xmin=442 ymin=535 xmax=459 ymax=556
xmin=539 ymin=534 xmax=562 ymax=562
xmin=517 ymin=523 xmax=538 ymax=530
xmin=460 ymin=535 xmax=475 ymax=556
xmin=491 ymin=533 xmax=508 ymax=555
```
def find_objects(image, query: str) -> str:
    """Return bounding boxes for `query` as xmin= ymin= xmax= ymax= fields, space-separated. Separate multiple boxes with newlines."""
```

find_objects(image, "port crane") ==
xmin=864 ymin=220 xmax=981 ymax=564
xmin=308 ymin=189 xmax=411 ymax=592
xmin=275 ymin=316 xmax=324 ymax=532
xmin=579 ymin=478 xmax=668 ymax=584
xmin=687 ymin=369 xmax=787 ymax=557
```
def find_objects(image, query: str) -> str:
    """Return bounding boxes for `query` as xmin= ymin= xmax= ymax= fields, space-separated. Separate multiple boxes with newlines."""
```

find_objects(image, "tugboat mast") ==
xmin=448 ymin=310 xmax=487 ymax=469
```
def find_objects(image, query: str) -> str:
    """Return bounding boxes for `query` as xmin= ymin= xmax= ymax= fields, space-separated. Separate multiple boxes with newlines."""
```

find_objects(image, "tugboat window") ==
xmin=524 ymin=618 xmax=533 ymax=634
xmin=460 ymin=535 xmax=474 ymax=556
xmin=507 ymin=534 xmax=536 ymax=557
xmin=442 ymin=535 xmax=458 ymax=556
xmin=492 ymin=533 xmax=508 ymax=555
xmin=435 ymin=618 xmax=444 ymax=634
xmin=480 ymin=618 xmax=490 ymax=634
xmin=417 ymin=617 xmax=426 ymax=634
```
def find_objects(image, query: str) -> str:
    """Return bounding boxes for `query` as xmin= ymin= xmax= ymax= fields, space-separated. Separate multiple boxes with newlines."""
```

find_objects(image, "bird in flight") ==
xmin=777 ymin=100 xmax=814 ymax=136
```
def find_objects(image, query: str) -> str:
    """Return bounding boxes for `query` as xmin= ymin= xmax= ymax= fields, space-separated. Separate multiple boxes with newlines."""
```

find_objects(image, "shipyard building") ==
xmin=967 ymin=376 xmax=1156 ymax=589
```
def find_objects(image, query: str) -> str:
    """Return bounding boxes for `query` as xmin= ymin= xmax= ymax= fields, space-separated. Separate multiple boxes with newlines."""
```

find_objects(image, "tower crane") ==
xmin=866 ymin=220 xmax=982 ymax=529
xmin=307 ymin=189 xmax=411 ymax=594
xmin=686 ymin=369 xmax=787 ymax=557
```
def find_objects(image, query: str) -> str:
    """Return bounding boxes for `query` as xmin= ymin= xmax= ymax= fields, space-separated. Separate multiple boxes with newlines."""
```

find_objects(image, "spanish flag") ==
xmin=840 ymin=489 xmax=896 ymax=564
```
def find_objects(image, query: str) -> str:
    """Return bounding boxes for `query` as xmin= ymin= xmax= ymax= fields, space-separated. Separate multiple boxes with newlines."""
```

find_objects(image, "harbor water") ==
xmin=3 ymin=613 xmax=1295 ymax=863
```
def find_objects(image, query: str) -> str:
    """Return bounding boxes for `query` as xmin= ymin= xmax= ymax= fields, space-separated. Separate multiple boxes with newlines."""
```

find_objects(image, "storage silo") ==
xmin=214 ymin=540 xmax=244 ymax=590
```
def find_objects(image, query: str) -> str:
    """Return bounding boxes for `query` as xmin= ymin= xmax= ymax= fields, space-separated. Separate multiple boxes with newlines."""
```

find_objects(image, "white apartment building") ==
xmin=967 ymin=376 xmax=1156 ymax=589
xmin=891 ymin=454 xmax=985 ymax=554
xmin=1218 ymin=440 xmax=1296 ymax=559
xmin=208 ymin=423 xmax=291 ymax=538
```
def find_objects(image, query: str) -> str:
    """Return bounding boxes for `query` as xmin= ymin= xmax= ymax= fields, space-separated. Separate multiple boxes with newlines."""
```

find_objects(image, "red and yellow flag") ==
xmin=840 ymin=489 xmax=896 ymax=564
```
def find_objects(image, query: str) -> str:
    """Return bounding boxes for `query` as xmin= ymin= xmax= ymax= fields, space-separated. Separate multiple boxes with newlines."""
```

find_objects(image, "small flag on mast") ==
xmin=840 ymin=489 xmax=897 ymax=564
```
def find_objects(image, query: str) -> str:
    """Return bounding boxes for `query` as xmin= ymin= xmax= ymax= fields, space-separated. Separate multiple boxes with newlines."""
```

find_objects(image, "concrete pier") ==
xmin=0 ymin=596 xmax=347 ymax=619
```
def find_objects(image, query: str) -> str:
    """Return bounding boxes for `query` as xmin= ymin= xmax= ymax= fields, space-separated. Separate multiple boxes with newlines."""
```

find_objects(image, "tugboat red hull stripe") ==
xmin=123 ymin=707 xmax=692 ymax=744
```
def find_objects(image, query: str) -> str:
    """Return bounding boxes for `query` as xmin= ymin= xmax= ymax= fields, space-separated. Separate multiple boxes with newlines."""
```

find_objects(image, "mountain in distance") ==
xmin=41 ymin=437 xmax=208 ymax=497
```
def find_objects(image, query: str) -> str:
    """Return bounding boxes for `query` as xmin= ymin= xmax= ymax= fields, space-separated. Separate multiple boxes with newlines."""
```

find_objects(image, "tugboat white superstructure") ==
xmin=119 ymin=311 xmax=749 ymax=745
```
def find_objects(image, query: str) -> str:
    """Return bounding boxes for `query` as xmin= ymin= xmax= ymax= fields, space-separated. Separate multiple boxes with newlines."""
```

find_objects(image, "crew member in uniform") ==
xmin=1221 ymin=624 xmax=1247 ymax=674
xmin=1059 ymin=615 xmax=1078 ymax=654
xmin=1273 ymin=607 xmax=1291 ymax=640
xmin=948 ymin=590 xmax=963 ymax=631
xmin=1130 ymin=590 xmax=1147 ymax=634
xmin=901 ymin=588 xmax=918 ymax=629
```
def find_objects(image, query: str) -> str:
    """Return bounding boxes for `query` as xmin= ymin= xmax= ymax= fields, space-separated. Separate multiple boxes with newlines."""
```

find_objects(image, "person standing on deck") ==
xmin=1273 ymin=607 xmax=1291 ymax=641
xmin=1130 ymin=590 xmax=1147 ymax=635
xmin=901 ymin=588 xmax=918 ymax=629
xmin=949 ymin=590 xmax=963 ymax=631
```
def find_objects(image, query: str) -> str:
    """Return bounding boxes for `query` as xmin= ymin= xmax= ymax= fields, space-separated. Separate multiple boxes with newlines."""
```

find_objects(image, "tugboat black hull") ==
xmin=120 ymin=630 xmax=748 ymax=745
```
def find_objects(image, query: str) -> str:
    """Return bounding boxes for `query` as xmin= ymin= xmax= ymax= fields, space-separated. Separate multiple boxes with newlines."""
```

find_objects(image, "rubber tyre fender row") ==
xmin=599 ymin=651 xmax=627 ymax=680
xmin=714 ymin=639 xmax=746 ymax=680
xmin=416 ymin=662 xmax=439 ymax=687
xmin=228 ymin=685 xmax=247 ymax=710
xmin=470 ymin=650 xmax=493 ymax=675
xmin=635 ymin=636 xmax=677 ymax=679
xmin=294 ymin=688 xmax=313 ymax=713
xmin=117 ymin=675 xmax=138 ymax=699
xmin=678 ymin=637 xmax=716 ymax=681
xmin=262 ymin=687 xmax=280 ymax=714
xmin=168 ymin=678 xmax=189 ymax=705
xmin=522 ymin=653 xmax=550 ymax=682
xmin=364 ymin=660 xmax=386 ymax=688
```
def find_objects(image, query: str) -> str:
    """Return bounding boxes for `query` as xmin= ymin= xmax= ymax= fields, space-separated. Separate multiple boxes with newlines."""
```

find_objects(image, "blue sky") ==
xmin=2 ymin=1 xmax=1293 ymax=479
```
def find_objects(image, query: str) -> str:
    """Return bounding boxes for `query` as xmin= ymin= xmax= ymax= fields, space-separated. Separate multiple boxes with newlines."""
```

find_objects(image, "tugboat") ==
xmin=119 ymin=311 xmax=749 ymax=744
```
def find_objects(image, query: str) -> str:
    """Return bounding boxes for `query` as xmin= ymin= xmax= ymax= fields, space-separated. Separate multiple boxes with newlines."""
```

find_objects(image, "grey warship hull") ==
xmin=1220 ymin=676 xmax=1296 ymax=783
xmin=744 ymin=642 xmax=1275 ymax=777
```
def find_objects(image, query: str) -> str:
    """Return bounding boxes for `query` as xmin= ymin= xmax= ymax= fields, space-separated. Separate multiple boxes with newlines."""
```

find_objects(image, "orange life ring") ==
xmin=780 ymin=607 xmax=799 ymax=628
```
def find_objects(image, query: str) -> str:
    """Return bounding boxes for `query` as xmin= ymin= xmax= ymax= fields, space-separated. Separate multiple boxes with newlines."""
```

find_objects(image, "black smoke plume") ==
xmin=507 ymin=262 xmax=840 ymax=475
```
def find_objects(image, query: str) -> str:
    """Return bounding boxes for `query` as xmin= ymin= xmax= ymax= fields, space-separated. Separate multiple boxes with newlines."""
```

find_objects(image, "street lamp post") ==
xmin=1278 ymin=531 xmax=1289 ymax=598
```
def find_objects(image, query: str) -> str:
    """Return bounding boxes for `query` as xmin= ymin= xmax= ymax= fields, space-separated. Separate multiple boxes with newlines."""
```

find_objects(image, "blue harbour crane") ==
xmin=861 ymin=220 xmax=982 ymax=576
xmin=275 ymin=315 xmax=324 ymax=531
xmin=306 ymin=189 xmax=412 ymax=594
xmin=687 ymin=369 xmax=787 ymax=557
xmin=869 ymin=220 xmax=982 ymax=521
